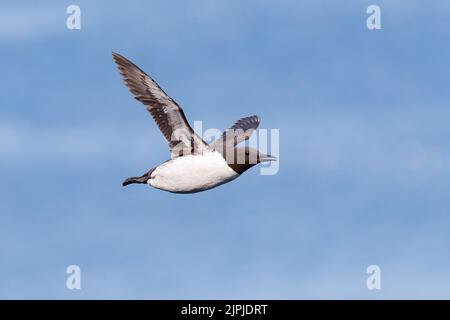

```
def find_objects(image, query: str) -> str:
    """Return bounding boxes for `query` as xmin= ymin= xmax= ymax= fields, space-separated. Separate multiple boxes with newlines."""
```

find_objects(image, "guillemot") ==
xmin=112 ymin=52 xmax=276 ymax=193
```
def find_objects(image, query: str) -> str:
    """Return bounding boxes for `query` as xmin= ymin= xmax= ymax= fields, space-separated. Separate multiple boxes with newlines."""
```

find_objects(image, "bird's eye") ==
xmin=245 ymin=151 xmax=249 ymax=155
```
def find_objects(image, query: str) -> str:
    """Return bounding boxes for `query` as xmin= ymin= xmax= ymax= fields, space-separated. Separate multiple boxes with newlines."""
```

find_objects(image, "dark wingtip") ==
xmin=112 ymin=52 xmax=127 ymax=65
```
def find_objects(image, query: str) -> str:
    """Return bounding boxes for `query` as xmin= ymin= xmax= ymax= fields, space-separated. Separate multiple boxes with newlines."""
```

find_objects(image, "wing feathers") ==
xmin=112 ymin=52 xmax=208 ymax=158
xmin=230 ymin=115 xmax=260 ymax=133
xmin=212 ymin=115 xmax=260 ymax=154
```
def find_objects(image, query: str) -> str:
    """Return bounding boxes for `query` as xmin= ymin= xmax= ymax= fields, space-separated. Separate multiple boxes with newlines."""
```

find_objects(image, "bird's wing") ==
xmin=112 ymin=52 xmax=209 ymax=158
xmin=212 ymin=115 xmax=260 ymax=154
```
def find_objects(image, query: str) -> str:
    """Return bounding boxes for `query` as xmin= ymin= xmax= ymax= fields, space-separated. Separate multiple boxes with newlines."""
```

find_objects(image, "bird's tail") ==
xmin=122 ymin=175 xmax=148 ymax=186
xmin=122 ymin=168 xmax=155 ymax=186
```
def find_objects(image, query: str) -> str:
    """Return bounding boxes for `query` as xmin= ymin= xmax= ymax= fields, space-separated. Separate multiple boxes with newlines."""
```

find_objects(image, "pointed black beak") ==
xmin=259 ymin=154 xmax=277 ymax=162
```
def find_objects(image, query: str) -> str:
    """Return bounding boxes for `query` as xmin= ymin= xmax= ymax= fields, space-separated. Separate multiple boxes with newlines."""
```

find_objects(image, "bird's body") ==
xmin=149 ymin=150 xmax=239 ymax=193
xmin=112 ymin=52 xmax=275 ymax=194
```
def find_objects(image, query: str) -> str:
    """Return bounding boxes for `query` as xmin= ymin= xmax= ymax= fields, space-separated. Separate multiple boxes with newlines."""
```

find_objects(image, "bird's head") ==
xmin=226 ymin=146 xmax=277 ymax=174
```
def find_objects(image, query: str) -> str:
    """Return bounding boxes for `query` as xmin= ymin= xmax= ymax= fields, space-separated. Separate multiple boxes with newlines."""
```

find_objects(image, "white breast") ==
xmin=148 ymin=151 xmax=239 ymax=193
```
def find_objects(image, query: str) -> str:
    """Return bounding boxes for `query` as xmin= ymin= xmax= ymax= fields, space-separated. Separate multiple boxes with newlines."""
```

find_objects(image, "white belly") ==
xmin=148 ymin=151 xmax=239 ymax=193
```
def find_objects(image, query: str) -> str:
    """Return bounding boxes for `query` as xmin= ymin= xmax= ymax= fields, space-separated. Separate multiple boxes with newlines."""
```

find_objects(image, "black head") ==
xmin=226 ymin=146 xmax=277 ymax=174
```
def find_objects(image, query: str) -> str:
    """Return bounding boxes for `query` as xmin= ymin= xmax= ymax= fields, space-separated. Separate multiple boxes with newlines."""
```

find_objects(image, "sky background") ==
xmin=1 ymin=0 xmax=450 ymax=299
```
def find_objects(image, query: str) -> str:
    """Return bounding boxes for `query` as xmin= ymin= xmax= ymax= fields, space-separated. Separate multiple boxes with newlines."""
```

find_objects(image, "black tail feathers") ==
xmin=122 ymin=176 xmax=148 ymax=186
xmin=122 ymin=168 xmax=155 ymax=187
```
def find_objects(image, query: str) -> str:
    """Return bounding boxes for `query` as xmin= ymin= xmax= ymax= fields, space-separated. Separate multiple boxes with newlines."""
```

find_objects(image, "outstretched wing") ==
xmin=112 ymin=52 xmax=209 ymax=158
xmin=212 ymin=115 xmax=260 ymax=154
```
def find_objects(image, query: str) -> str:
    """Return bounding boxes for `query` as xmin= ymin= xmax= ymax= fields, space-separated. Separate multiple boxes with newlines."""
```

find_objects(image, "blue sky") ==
xmin=1 ymin=0 xmax=450 ymax=299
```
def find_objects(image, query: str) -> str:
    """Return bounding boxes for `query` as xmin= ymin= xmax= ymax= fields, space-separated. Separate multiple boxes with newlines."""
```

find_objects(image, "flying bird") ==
xmin=112 ymin=52 xmax=276 ymax=193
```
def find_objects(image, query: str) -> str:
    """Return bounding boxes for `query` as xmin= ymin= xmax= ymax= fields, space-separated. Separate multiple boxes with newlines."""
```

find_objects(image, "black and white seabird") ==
xmin=112 ymin=52 xmax=276 ymax=193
